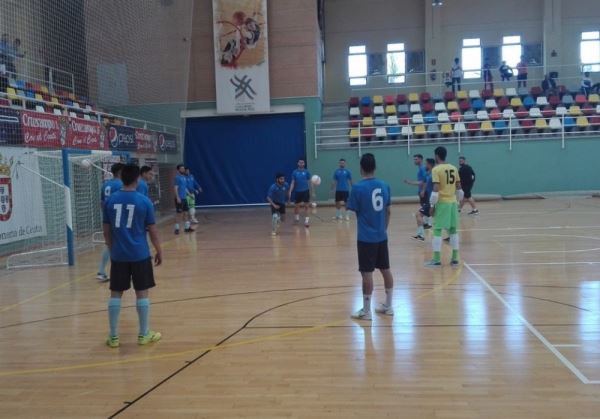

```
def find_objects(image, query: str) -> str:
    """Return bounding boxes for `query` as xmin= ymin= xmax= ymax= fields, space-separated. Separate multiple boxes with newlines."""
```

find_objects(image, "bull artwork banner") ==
xmin=213 ymin=0 xmax=270 ymax=114
xmin=0 ymin=147 xmax=46 ymax=245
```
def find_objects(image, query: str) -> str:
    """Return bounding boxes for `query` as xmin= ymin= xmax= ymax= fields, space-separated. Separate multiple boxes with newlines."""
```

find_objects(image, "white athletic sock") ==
xmin=363 ymin=295 xmax=371 ymax=311
xmin=450 ymin=234 xmax=460 ymax=250
xmin=271 ymin=213 xmax=279 ymax=231
xmin=175 ymin=223 xmax=180 ymax=231
xmin=432 ymin=236 xmax=443 ymax=252
xmin=189 ymin=207 xmax=196 ymax=218
xmin=184 ymin=221 xmax=191 ymax=230
xmin=304 ymin=216 xmax=310 ymax=224
xmin=416 ymin=226 xmax=424 ymax=236
xmin=385 ymin=288 xmax=393 ymax=307
xmin=295 ymin=214 xmax=300 ymax=221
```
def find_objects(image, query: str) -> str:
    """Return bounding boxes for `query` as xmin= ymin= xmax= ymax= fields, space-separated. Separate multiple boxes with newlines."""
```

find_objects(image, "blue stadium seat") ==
xmin=424 ymin=113 xmax=436 ymax=124
xmin=388 ymin=126 xmax=400 ymax=139
xmin=564 ymin=116 xmax=575 ymax=131
xmin=523 ymin=96 xmax=535 ymax=108
xmin=360 ymin=96 xmax=372 ymax=107
xmin=493 ymin=120 xmax=507 ymax=134
xmin=472 ymin=99 xmax=484 ymax=111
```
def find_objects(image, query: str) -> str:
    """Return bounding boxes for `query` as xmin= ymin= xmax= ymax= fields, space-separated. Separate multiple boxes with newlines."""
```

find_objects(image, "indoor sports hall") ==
xmin=1 ymin=1 xmax=600 ymax=418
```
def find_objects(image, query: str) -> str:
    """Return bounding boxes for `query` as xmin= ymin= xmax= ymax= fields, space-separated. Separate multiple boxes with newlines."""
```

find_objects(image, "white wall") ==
xmin=324 ymin=0 xmax=600 ymax=102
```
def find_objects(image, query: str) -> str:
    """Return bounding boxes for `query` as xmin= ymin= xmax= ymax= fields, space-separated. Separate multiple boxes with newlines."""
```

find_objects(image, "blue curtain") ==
xmin=184 ymin=113 xmax=306 ymax=206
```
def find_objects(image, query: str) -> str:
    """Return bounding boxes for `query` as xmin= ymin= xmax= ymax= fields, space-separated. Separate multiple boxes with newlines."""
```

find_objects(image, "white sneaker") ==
xmin=191 ymin=218 xmax=199 ymax=224
xmin=96 ymin=273 xmax=109 ymax=282
xmin=351 ymin=308 xmax=372 ymax=321
xmin=271 ymin=231 xmax=277 ymax=237
xmin=374 ymin=303 xmax=394 ymax=316
xmin=332 ymin=215 xmax=341 ymax=220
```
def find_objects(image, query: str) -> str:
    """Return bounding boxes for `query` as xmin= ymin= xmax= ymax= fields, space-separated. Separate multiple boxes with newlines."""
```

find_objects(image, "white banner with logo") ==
xmin=213 ymin=0 xmax=270 ymax=114
xmin=0 ymin=147 xmax=47 ymax=245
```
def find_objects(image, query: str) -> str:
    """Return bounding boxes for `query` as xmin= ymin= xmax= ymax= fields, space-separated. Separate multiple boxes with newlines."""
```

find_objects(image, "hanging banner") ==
xmin=158 ymin=132 xmax=178 ymax=154
xmin=20 ymin=111 xmax=67 ymax=149
xmin=107 ymin=125 xmax=137 ymax=151
xmin=135 ymin=129 xmax=158 ymax=154
xmin=0 ymin=147 xmax=46 ymax=245
xmin=213 ymin=0 xmax=270 ymax=114
xmin=66 ymin=118 xmax=106 ymax=150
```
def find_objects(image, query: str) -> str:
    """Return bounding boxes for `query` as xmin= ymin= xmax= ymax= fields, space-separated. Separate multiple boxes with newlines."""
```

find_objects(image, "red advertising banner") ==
xmin=135 ymin=129 xmax=158 ymax=154
xmin=66 ymin=118 xmax=106 ymax=150
xmin=20 ymin=110 xmax=66 ymax=149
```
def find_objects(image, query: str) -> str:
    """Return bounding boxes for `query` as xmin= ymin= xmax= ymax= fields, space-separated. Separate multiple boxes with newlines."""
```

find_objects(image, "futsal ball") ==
xmin=311 ymin=175 xmax=321 ymax=186
xmin=81 ymin=159 xmax=92 ymax=168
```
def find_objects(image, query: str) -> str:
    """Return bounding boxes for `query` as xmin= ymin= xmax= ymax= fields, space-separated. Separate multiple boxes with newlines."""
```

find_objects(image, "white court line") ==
xmin=495 ymin=234 xmax=600 ymax=241
xmin=553 ymin=344 xmax=582 ymax=348
xmin=461 ymin=225 xmax=600 ymax=232
xmin=469 ymin=262 xmax=600 ymax=267
xmin=464 ymin=262 xmax=593 ymax=384
xmin=524 ymin=248 xmax=600 ymax=255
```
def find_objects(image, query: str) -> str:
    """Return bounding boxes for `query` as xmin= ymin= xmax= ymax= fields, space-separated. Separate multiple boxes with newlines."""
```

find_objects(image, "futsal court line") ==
xmin=469 ymin=261 xmax=600 ymax=267
xmin=460 ymin=225 xmax=600 ymax=232
xmin=0 ymin=265 xmax=463 ymax=378
xmin=464 ymin=262 xmax=596 ymax=385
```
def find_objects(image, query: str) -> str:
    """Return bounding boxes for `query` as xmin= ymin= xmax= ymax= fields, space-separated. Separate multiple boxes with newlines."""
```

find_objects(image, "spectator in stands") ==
xmin=0 ymin=34 xmax=9 ymax=68
xmin=451 ymin=58 xmax=463 ymax=92
xmin=581 ymin=72 xmax=593 ymax=97
xmin=541 ymin=74 xmax=557 ymax=95
xmin=483 ymin=58 xmax=493 ymax=91
xmin=7 ymin=38 xmax=24 ymax=78
xmin=499 ymin=61 xmax=513 ymax=82
xmin=444 ymin=72 xmax=452 ymax=90
xmin=516 ymin=55 xmax=528 ymax=88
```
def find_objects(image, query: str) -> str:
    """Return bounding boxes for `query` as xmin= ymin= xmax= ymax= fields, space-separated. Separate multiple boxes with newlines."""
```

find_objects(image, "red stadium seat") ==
xmin=349 ymin=118 xmax=360 ymax=128
xmin=450 ymin=111 xmax=462 ymax=122
xmin=575 ymin=94 xmax=587 ymax=105
xmin=542 ymin=105 xmax=555 ymax=118
xmin=422 ymin=102 xmax=434 ymax=113
xmin=481 ymin=89 xmax=493 ymax=99
xmin=0 ymin=98 xmax=10 ymax=107
xmin=520 ymin=119 xmax=534 ymax=131
xmin=360 ymin=106 xmax=372 ymax=117
xmin=548 ymin=95 xmax=561 ymax=107
xmin=467 ymin=122 xmax=480 ymax=136
xmin=530 ymin=86 xmax=543 ymax=97
xmin=515 ymin=106 xmax=528 ymax=118
xmin=497 ymin=97 xmax=510 ymax=109
xmin=489 ymin=108 xmax=501 ymax=120
xmin=444 ymin=91 xmax=455 ymax=102
xmin=590 ymin=116 xmax=600 ymax=130
xmin=583 ymin=104 xmax=595 ymax=116
xmin=396 ymin=94 xmax=407 ymax=104
xmin=348 ymin=97 xmax=359 ymax=107
xmin=384 ymin=95 xmax=395 ymax=105
xmin=420 ymin=92 xmax=431 ymax=103
xmin=459 ymin=100 xmax=471 ymax=112
xmin=558 ymin=85 xmax=568 ymax=95
xmin=361 ymin=127 xmax=375 ymax=140
xmin=399 ymin=115 xmax=411 ymax=125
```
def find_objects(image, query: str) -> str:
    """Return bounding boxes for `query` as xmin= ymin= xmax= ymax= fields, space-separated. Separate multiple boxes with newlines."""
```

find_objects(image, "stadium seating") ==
xmin=589 ymin=94 xmax=600 ymax=104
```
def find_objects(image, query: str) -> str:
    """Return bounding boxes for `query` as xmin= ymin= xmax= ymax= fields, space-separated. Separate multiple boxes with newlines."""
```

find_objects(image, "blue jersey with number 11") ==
xmin=103 ymin=190 xmax=156 ymax=262
xmin=347 ymin=178 xmax=391 ymax=243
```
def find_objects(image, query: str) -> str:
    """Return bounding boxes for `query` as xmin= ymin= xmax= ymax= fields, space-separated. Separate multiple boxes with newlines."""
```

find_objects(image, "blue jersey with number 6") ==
xmin=103 ymin=190 xmax=156 ymax=262
xmin=347 ymin=178 xmax=391 ymax=243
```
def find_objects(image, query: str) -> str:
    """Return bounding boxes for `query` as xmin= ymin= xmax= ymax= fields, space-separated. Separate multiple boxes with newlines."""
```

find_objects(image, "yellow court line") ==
xmin=0 ymin=264 xmax=463 ymax=378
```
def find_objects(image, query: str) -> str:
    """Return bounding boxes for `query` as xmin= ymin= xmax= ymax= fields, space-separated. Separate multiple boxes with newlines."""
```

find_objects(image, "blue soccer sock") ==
xmin=98 ymin=247 xmax=110 ymax=275
xmin=136 ymin=298 xmax=150 ymax=336
xmin=108 ymin=298 xmax=121 ymax=338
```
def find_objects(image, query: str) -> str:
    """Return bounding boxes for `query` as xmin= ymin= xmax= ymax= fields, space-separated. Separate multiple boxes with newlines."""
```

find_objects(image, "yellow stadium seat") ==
xmin=372 ymin=95 xmax=383 ymax=105
xmin=569 ymin=105 xmax=582 ymax=116
xmin=447 ymin=101 xmax=459 ymax=111
xmin=440 ymin=123 xmax=453 ymax=135
xmin=414 ymin=125 xmax=426 ymax=136
xmin=35 ymin=93 xmax=44 ymax=101
xmin=456 ymin=90 xmax=468 ymax=100
xmin=40 ymin=85 xmax=49 ymax=94
xmin=6 ymin=87 xmax=17 ymax=99
xmin=576 ymin=116 xmax=589 ymax=128
xmin=408 ymin=93 xmax=419 ymax=103
xmin=535 ymin=118 xmax=548 ymax=130
xmin=589 ymin=94 xmax=600 ymax=104
xmin=481 ymin=121 xmax=493 ymax=133
xmin=510 ymin=97 xmax=523 ymax=107
xmin=51 ymin=97 xmax=59 ymax=104
xmin=493 ymin=88 xmax=505 ymax=98
xmin=385 ymin=104 xmax=396 ymax=115
xmin=349 ymin=129 xmax=359 ymax=141
xmin=362 ymin=117 xmax=373 ymax=126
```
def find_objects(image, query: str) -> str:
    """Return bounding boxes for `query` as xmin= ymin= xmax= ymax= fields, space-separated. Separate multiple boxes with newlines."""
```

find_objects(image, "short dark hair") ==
xmin=413 ymin=154 xmax=423 ymax=159
xmin=121 ymin=164 xmax=140 ymax=186
xmin=140 ymin=165 xmax=152 ymax=175
xmin=275 ymin=172 xmax=285 ymax=179
xmin=110 ymin=162 xmax=124 ymax=176
xmin=426 ymin=158 xmax=435 ymax=167
xmin=360 ymin=153 xmax=376 ymax=173
xmin=459 ymin=156 xmax=466 ymax=160
xmin=176 ymin=164 xmax=184 ymax=170
xmin=298 ymin=158 xmax=305 ymax=162
xmin=339 ymin=158 xmax=346 ymax=162
xmin=435 ymin=146 xmax=447 ymax=161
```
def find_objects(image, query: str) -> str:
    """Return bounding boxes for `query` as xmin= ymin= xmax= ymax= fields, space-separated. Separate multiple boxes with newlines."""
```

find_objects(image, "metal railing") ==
xmin=314 ymin=115 xmax=600 ymax=158
xmin=1 ymin=55 xmax=76 ymax=93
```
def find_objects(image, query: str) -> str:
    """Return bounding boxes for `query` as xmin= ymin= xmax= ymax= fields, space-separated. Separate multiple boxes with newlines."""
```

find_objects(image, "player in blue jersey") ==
xmin=267 ymin=173 xmax=289 ymax=236
xmin=412 ymin=158 xmax=435 ymax=241
xmin=331 ymin=158 xmax=353 ymax=221
xmin=185 ymin=168 xmax=203 ymax=224
xmin=288 ymin=158 xmax=313 ymax=227
xmin=103 ymin=164 xmax=163 ymax=348
xmin=97 ymin=163 xmax=124 ymax=282
xmin=404 ymin=154 xmax=432 ymax=229
xmin=347 ymin=153 xmax=395 ymax=320
xmin=136 ymin=165 xmax=153 ymax=197
xmin=174 ymin=164 xmax=194 ymax=234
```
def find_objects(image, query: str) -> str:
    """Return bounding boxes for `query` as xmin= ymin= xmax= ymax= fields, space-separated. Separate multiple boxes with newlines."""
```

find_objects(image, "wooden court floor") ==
xmin=1 ymin=197 xmax=600 ymax=418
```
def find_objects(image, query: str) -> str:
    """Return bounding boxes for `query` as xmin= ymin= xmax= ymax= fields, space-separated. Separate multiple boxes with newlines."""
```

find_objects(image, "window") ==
xmin=502 ymin=35 xmax=522 ymax=68
xmin=348 ymin=45 xmax=367 ymax=86
xmin=581 ymin=31 xmax=600 ymax=72
xmin=386 ymin=43 xmax=406 ymax=84
xmin=461 ymin=38 xmax=481 ymax=79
